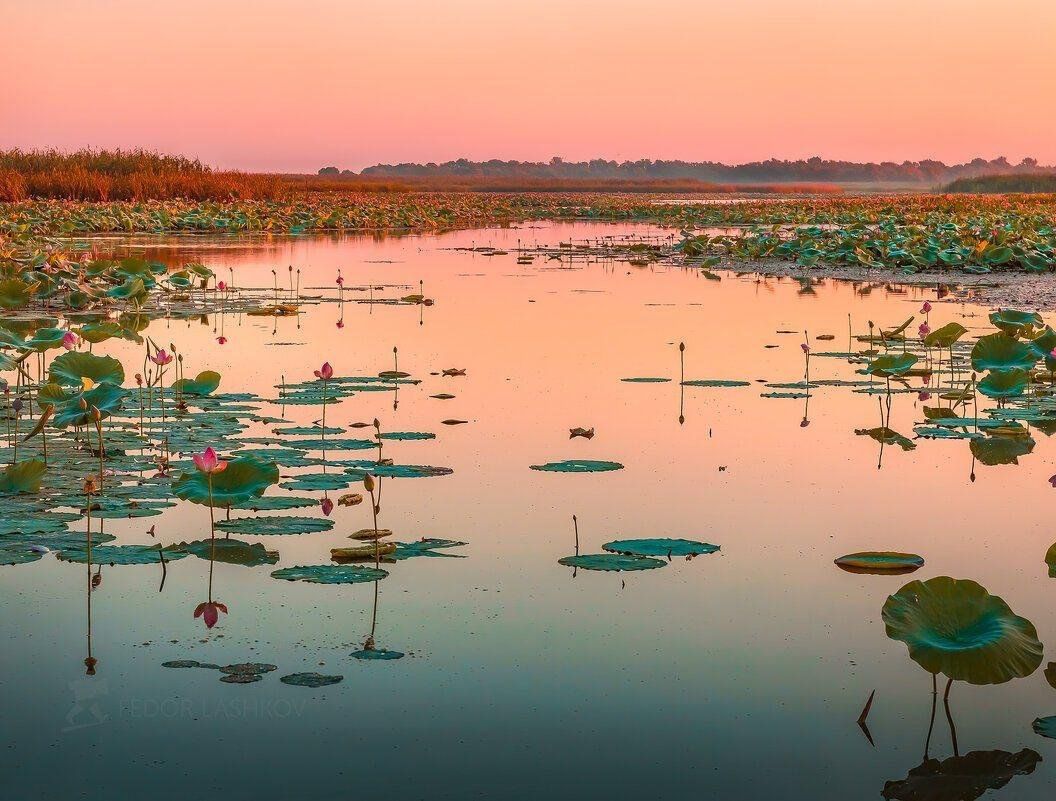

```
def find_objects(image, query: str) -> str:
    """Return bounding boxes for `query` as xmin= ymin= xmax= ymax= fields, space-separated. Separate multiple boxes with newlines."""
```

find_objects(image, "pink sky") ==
xmin=2 ymin=0 xmax=1054 ymax=172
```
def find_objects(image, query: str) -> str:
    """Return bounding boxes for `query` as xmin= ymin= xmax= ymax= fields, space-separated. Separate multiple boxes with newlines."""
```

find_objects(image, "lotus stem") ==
xmin=573 ymin=514 xmax=579 ymax=556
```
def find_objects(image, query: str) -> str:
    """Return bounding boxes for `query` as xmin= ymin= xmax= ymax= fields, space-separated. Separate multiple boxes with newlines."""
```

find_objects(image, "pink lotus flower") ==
xmin=192 ymin=446 xmax=228 ymax=475
xmin=150 ymin=349 xmax=174 ymax=366
xmin=217 ymin=336 xmax=227 ymax=345
xmin=336 ymin=320 xmax=344 ymax=329
xmin=314 ymin=362 xmax=333 ymax=380
xmin=918 ymin=391 xmax=932 ymax=402
xmin=62 ymin=331 xmax=80 ymax=350
xmin=195 ymin=600 xmax=228 ymax=629
xmin=921 ymin=301 xmax=932 ymax=313
xmin=1050 ymin=348 xmax=1056 ymax=360
xmin=217 ymin=281 xmax=227 ymax=291
xmin=919 ymin=323 xmax=930 ymax=337
xmin=321 ymin=497 xmax=334 ymax=516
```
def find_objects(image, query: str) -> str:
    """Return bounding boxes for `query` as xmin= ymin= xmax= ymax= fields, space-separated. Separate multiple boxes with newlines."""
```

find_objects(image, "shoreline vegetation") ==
xmin=2 ymin=149 xmax=1056 ymax=282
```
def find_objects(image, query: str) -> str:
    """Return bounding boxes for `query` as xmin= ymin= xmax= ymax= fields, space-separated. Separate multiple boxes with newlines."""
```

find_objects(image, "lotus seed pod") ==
xmin=363 ymin=473 xmax=375 ymax=493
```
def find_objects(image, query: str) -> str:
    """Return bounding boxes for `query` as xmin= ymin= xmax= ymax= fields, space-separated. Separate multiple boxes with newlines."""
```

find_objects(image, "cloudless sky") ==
xmin=2 ymin=0 xmax=1054 ymax=171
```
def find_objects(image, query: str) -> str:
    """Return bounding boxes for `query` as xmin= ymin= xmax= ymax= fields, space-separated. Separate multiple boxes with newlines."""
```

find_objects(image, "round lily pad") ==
xmin=351 ymin=648 xmax=405 ymax=661
xmin=557 ymin=554 xmax=665 ymax=571
xmin=271 ymin=564 xmax=389 ymax=584
xmin=215 ymin=516 xmax=335 ymax=536
xmin=530 ymin=460 xmax=624 ymax=473
xmin=58 ymin=544 xmax=188 ymax=565
xmin=835 ymin=552 xmax=924 ymax=575
xmin=882 ymin=576 xmax=1044 ymax=685
xmin=1034 ymin=717 xmax=1056 ymax=740
xmin=280 ymin=672 xmax=344 ymax=687
xmin=220 ymin=663 xmax=277 ymax=675
xmin=602 ymin=538 xmax=719 ymax=558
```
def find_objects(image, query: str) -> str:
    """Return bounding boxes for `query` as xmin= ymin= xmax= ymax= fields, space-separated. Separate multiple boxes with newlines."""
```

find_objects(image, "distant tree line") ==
xmin=320 ymin=156 xmax=1054 ymax=185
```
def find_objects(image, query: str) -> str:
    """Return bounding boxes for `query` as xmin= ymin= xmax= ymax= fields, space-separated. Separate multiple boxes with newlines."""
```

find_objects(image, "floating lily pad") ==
xmin=835 ymin=552 xmax=924 ymax=575
xmin=882 ymin=576 xmax=1044 ymax=685
xmin=350 ymin=648 xmax=404 ymax=661
xmin=1033 ymin=717 xmax=1056 ymax=739
xmin=391 ymin=538 xmax=467 ymax=560
xmin=680 ymin=379 xmax=750 ymax=388
xmin=176 ymin=538 xmax=278 ymax=566
xmin=220 ymin=662 xmax=277 ymax=675
xmin=530 ymin=460 xmax=624 ymax=473
xmin=280 ymin=672 xmax=343 ymax=687
xmin=557 ymin=553 xmax=665 ymax=571
xmin=271 ymin=564 xmax=389 ymax=584
xmin=215 ymin=516 xmax=334 ymax=536
xmin=343 ymin=462 xmax=453 ymax=479
xmin=621 ymin=377 xmax=671 ymax=383
xmin=279 ymin=474 xmax=352 ymax=491
xmin=162 ymin=659 xmax=219 ymax=669
xmin=602 ymin=538 xmax=719 ymax=558
xmin=378 ymin=431 xmax=435 ymax=441
xmin=230 ymin=495 xmax=318 ymax=511
xmin=58 ymin=544 xmax=188 ymax=565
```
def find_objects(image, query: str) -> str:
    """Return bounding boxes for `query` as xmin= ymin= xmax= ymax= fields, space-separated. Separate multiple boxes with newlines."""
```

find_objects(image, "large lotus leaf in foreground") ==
xmin=971 ymin=333 xmax=1037 ymax=372
xmin=48 ymin=351 xmax=125 ymax=387
xmin=173 ymin=456 xmax=279 ymax=507
xmin=977 ymin=368 xmax=1029 ymax=399
xmin=989 ymin=308 xmax=1043 ymax=337
xmin=0 ymin=460 xmax=46 ymax=495
xmin=882 ymin=576 xmax=1043 ymax=685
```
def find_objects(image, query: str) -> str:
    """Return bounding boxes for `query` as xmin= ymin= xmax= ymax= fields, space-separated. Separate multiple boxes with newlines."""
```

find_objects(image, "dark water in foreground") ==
xmin=3 ymin=222 xmax=1056 ymax=800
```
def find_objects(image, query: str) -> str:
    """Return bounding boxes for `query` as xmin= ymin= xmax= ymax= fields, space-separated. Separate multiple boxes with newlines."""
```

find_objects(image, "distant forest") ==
xmin=316 ymin=156 xmax=1054 ymax=185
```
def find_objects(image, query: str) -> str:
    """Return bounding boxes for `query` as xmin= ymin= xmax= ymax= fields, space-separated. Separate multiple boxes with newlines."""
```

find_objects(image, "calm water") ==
xmin=3 ymin=222 xmax=1056 ymax=800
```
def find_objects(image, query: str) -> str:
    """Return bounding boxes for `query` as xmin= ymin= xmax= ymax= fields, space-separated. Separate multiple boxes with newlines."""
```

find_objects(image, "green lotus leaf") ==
xmin=280 ymin=672 xmax=343 ymax=687
xmin=281 ymin=438 xmax=375 ymax=451
xmin=377 ymin=431 xmax=436 ymax=441
xmin=220 ymin=663 xmax=276 ymax=675
xmin=229 ymin=495 xmax=318 ymax=511
xmin=558 ymin=553 xmax=665 ymax=571
xmin=882 ymin=576 xmax=1043 ymax=685
xmin=0 ymin=325 xmax=26 ymax=349
xmin=0 ymin=278 xmax=37 ymax=309
xmin=77 ymin=320 xmax=143 ymax=345
xmin=343 ymin=462 xmax=453 ymax=479
xmin=214 ymin=516 xmax=334 ymax=536
xmin=172 ymin=456 xmax=279 ymax=507
xmin=977 ymin=369 xmax=1029 ymax=399
xmin=23 ymin=327 xmax=68 ymax=352
xmin=49 ymin=351 xmax=125 ymax=387
xmin=971 ymin=333 xmax=1038 ymax=372
xmin=530 ymin=460 xmax=624 ymax=473
xmin=58 ymin=544 xmax=188 ymax=565
xmin=279 ymin=474 xmax=352 ymax=491
xmin=271 ymin=564 xmax=389 ymax=584
xmin=107 ymin=277 xmax=147 ymax=303
xmin=989 ymin=309 xmax=1043 ymax=337
xmin=1029 ymin=326 xmax=1056 ymax=359
xmin=621 ymin=377 xmax=671 ymax=383
xmin=38 ymin=381 xmax=127 ymax=427
xmin=391 ymin=538 xmax=467 ymax=560
xmin=923 ymin=322 xmax=968 ymax=348
xmin=835 ymin=552 xmax=924 ymax=575
xmin=680 ymin=379 xmax=750 ymax=388
xmin=0 ymin=460 xmax=46 ymax=495
xmin=602 ymin=538 xmax=719 ymax=558
xmin=175 ymin=538 xmax=278 ymax=566
xmin=1034 ymin=717 xmax=1056 ymax=740
xmin=970 ymin=434 xmax=1035 ymax=466
xmin=1045 ymin=542 xmax=1056 ymax=578
xmin=350 ymin=648 xmax=404 ymax=661
xmin=881 ymin=749 xmax=1041 ymax=800
xmin=172 ymin=370 xmax=222 ymax=397
xmin=867 ymin=352 xmax=918 ymax=377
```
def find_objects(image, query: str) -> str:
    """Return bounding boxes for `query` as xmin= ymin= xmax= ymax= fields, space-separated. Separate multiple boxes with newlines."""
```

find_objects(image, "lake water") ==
xmin=3 ymin=221 xmax=1056 ymax=800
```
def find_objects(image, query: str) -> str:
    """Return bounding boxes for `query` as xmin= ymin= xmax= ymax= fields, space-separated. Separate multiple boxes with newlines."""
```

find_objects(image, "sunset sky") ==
xmin=3 ymin=0 xmax=1054 ymax=172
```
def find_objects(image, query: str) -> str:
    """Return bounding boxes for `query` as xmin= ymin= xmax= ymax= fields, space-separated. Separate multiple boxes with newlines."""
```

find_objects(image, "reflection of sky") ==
xmin=2 ymin=222 xmax=1056 ymax=799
